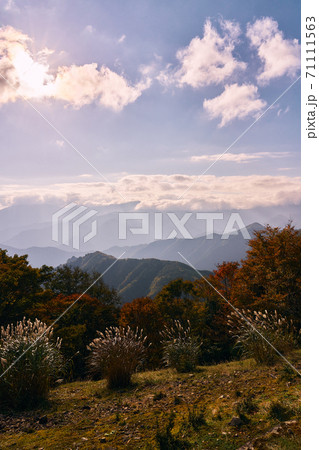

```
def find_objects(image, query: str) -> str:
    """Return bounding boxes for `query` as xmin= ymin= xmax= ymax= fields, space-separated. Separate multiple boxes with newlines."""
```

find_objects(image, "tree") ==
xmin=30 ymin=293 xmax=119 ymax=378
xmin=213 ymin=261 xmax=240 ymax=298
xmin=194 ymin=275 xmax=234 ymax=362
xmin=120 ymin=297 xmax=163 ymax=334
xmin=120 ymin=297 xmax=164 ymax=366
xmin=233 ymin=223 xmax=301 ymax=325
xmin=0 ymin=250 xmax=44 ymax=324
xmin=154 ymin=279 xmax=205 ymax=328
xmin=43 ymin=265 xmax=119 ymax=305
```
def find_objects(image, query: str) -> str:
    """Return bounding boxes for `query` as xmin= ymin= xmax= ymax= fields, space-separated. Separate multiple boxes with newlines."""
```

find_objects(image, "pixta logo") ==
xmin=118 ymin=212 xmax=250 ymax=240
xmin=52 ymin=203 xmax=98 ymax=249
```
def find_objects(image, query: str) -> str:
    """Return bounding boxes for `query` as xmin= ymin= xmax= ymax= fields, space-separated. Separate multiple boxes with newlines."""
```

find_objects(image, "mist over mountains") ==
xmin=0 ymin=202 xmax=300 ymax=269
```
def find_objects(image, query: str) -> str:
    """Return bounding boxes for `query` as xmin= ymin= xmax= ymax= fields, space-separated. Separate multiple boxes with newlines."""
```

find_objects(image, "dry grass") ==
xmin=0 ymin=352 xmax=300 ymax=449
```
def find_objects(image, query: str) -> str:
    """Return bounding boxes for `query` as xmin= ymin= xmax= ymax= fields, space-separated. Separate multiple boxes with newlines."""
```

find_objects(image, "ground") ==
xmin=0 ymin=354 xmax=301 ymax=449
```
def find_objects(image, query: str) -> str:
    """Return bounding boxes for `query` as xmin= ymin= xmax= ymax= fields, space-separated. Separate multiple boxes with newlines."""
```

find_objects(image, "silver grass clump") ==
xmin=88 ymin=326 xmax=147 ymax=388
xmin=0 ymin=318 xmax=63 ymax=409
xmin=160 ymin=320 xmax=201 ymax=373
xmin=227 ymin=309 xmax=297 ymax=365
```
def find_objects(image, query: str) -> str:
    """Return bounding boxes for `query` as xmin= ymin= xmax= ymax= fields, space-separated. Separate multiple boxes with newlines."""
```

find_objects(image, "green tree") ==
xmin=0 ymin=250 xmax=44 ymax=324
xmin=43 ymin=265 xmax=119 ymax=305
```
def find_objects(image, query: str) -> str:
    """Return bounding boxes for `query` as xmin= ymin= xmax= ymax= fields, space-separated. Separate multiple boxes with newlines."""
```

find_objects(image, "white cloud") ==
xmin=158 ymin=19 xmax=246 ymax=88
xmin=247 ymin=17 xmax=300 ymax=84
xmin=191 ymin=151 xmax=291 ymax=164
xmin=203 ymin=83 xmax=266 ymax=127
xmin=278 ymin=167 xmax=294 ymax=172
xmin=84 ymin=25 xmax=95 ymax=34
xmin=55 ymin=140 xmax=65 ymax=148
xmin=0 ymin=26 xmax=54 ymax=103
xmin=277 ymin=105 xmax=290 ymax=117
xmin=0 ymin=26 xmax=151 ymax=110
xmin=3 ymin=0 xmax=19 ymax=12
xmin=53 ymin=64 xmax=151 ymax=110
xmin=0 ymin=174 xmax=300 ymax=211
xmin=118 ymin=34 xmax=126 ymax=43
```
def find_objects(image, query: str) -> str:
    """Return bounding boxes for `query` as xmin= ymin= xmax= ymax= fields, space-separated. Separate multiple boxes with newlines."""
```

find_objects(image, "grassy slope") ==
xmin=0 ymin=355 xmax=301 ymax=449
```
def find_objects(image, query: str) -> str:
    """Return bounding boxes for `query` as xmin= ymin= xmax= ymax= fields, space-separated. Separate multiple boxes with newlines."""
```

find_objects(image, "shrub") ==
xmin=161 ymin=320 xmax=201 ymax=373
xmin=228 ymin=310 xmax=297 ymax=365
xmin=279 ymin=364 xmax=300 ymax=382
xmin=88 ymin=326 xmax=147 ymax=388
xmin=155 ymin=412 xmax=190 ymax=449
xmin=153 ymin=391 xmax=166 ymax=401
xmin=268 ymin=401 xmax=294 ymax=421
xmin=186 ymin=405 xmax=206 ymax=430
xmin=236 ymin=394 xmax=258 ymax=418
xmin=0 ymin=318 xmax=63 ymax=409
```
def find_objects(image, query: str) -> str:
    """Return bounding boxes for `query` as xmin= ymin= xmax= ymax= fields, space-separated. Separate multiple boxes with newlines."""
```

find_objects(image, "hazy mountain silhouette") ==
xmin=105 ymin=223 xmax=265 ymax=270
xmin=66 ymin=251 xmax=211 ymax=302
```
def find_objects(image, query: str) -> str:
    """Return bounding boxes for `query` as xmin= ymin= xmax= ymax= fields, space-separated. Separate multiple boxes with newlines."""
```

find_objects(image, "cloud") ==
xmin=56 ymin=140 xmax=65 ymax=148
xmin=0 ymin=174 xmax=300 ymax=211
xmin=277 ymin=167 xmax=294 ymax=172
xmin=203 ymin=83 xmax=266 ymax=127
xmin=158 ymin=19 xmax=246 ymax=88
xmin=247 ymin=17 xmax=300 ymax=84
xmin=53 ymin=64 xmax=151 ymax=110
xmin=3 ymin=0 xmax=19 ymax=12
xmin=83 ymin=25 xmax=95 ymax=34
xmin=277 ymin=106 xmax=290 ymax=117
xmin=0 ymin=26 xmax=54 ymax=103
xmin=191 ymin=151 xmax=291 ymax=163
xmin=0 ymin=25 xmax=151 ymax=110
xmin=118 ymin=34 xmax=126 ymax=43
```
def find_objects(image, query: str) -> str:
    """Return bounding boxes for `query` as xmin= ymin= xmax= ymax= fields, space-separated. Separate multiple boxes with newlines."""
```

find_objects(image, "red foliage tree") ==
xmin=120 ymin=297 xmax=164 ymax=367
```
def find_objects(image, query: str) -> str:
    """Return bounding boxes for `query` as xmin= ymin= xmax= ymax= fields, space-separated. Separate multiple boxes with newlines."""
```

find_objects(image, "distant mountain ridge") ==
xmin=66 ymin=251 xmax=211 ymax=302
xmin=0 ymin=223 xmax=264 ymax=271
xmin=0 ymin=244 xmax=84 ymax=268
xmin=0 ymin=203 xmax=300 ymax=252
xmin=105 ymin=222 xmax=265 ymax=271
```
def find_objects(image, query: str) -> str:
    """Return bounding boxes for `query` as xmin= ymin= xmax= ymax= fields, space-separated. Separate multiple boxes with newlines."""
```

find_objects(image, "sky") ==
xmin=0 ymin=0 xmax=301 ymax=213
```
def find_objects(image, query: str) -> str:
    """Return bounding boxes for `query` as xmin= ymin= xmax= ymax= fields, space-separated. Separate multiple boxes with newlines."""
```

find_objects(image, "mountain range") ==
xmin=0 ymin=202 xmax=300 ymax=254
xmin=66 ymin=251 xmax=211 ymax=302
xmin=1 ymin=222 xmax=263 ymax=271
xmin=1 ymin=244 xmax=84 ymax=268
xmin=105 ymin=222 xmax=264 ymax=270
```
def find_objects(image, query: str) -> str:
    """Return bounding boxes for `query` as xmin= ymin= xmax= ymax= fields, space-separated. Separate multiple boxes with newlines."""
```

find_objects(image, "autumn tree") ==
xmin=194 ymin=275 xmax=234 ymax=362
xmin=30 ymin=293 xmax=119 ymax=378
xmin=120 ymin=297 xmax=163 ymax=335
xmin=213 ymin=261 xmax=240 ymax=298
xmin=120 ymin=297 xmax=163 ymax=366
xmin=154 ymin=279 xmax=206 ymax=329
xmin=232 ymin=223 xmax=301 ymax=325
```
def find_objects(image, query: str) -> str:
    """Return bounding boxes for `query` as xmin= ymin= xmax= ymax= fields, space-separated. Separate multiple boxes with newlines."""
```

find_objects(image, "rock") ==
xmin=228 ymin=416 xmax=243 ymax=427
xmin=100 ymin=437 xmax=107 ymax=443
